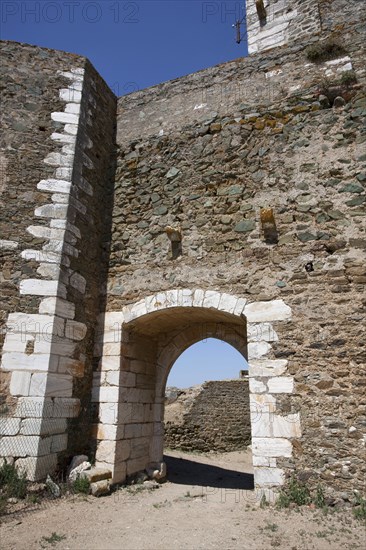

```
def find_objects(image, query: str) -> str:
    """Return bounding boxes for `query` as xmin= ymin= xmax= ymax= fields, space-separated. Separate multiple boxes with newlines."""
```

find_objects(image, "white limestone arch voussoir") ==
xmin=122 ymin=289 xmax=248 ymax=323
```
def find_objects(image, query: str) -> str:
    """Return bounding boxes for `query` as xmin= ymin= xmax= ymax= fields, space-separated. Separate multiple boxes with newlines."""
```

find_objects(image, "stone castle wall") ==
xmin=105 ymin=8 xmax=366 ymax=494
xmin=106 ymin=83 xmax=366 ymax=493
xmin=116 ymin=0 xmax=366 ymax=145
xmin=164 ymin=381 xmax=251 ymax=453
xmin=0 ymin=42 xmax=83 ymax=370
xmin=0 ymin=41 xmax=116 ymax=478
xmin=0 ymin=0 xmax=365 ymax=498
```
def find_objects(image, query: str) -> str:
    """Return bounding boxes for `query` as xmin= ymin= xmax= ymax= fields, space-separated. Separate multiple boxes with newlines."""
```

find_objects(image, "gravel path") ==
xmin=1 ymin=450 xmax=364 ymax=550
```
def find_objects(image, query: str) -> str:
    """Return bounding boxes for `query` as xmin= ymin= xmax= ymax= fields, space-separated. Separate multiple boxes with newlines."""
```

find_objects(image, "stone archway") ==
xmin=92 ymin=289 xmax=300 ymax=498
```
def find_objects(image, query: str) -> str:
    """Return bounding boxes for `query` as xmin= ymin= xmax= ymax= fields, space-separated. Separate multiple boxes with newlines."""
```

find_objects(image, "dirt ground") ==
xmin=1 ymin=450 xmax=364 ymax=550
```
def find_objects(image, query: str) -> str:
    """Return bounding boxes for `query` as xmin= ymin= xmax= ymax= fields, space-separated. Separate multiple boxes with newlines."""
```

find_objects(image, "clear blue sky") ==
xmin=167 ymin=338 xmax=249 ymax=388
xmin=1 ymin=1 xmax=249 ymax=387
xmin=1 ymin=0 xmax=248 ymax=93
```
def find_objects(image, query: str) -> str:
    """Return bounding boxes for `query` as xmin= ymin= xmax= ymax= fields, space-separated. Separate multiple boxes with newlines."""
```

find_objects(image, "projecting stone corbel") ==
xmin=165 ymin=226 xmax=182 ymax=259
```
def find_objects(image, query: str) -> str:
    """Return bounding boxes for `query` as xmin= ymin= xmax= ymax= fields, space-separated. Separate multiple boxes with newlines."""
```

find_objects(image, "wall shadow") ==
xmin=164 ymin=454 xmax=254 ymax=490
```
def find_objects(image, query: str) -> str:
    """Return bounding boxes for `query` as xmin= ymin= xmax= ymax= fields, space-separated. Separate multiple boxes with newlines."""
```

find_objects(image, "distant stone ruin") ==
xmin=164 ymin=381 xmax=251 ymax=453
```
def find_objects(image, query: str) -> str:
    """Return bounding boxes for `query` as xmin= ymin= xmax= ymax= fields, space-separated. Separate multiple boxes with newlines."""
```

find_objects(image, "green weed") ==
xmin=277 ymin=476 xmax=311 ymax=508
xmin=306 ymin=40 xmax=346 ymax=63
xmin=28 ymin=494 xmax=40 ymax=504
xmin=0 ymin=497 xmax=7 ymax=515
xmin=315 ymin=530 xmax=328 ymax=538
xmin=264 ymin=522 xmax=279 ymax=532
xmin=72 ymin=475 xmax=90 ymax=494
xmin=152 ymin=499 xmax=171 ymax=509
xmin=126 ymin=484 xmax=145 ymax=494
xmin=41 ymin=533 xmax=66 ymax=546
xmin=340 ymin=70 xmax=357 ymax=86
xmin=314 ymin=484 xmax=326 ymax=508
xmin=0 ymin=459 xmax=27 ymax=515
xmin=353 ymin=494 xmax=366 ymax=522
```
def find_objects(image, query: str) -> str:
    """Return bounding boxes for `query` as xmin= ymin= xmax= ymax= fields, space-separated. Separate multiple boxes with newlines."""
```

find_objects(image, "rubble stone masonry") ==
xmin=0 ymin=0 xmax=365 ymax=501
xmin=164 ymin=381 xmax=251 ymax=453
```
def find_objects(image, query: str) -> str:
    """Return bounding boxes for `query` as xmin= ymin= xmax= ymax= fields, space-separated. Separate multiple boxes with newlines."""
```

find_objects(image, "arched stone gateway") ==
xmin=92 ymin=289 xmax=300 ymax=498
xmin=1 ymin=7 xmax=366 ymax=501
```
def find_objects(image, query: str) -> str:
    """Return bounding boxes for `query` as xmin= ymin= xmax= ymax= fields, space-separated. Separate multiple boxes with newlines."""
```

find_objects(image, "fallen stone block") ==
xmin=69 ymin=461 xmax=91 ymax=482
xmin=81 ymin=467 xmax=112 ymax=483
xmin=90 ymin=479 xmax=111 ymax=497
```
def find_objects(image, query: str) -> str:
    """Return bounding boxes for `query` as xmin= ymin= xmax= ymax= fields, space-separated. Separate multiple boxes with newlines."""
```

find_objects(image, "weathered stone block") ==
xmin=37 ymin=178 xmax=71 ymax=194
xmin=50 ymin=434 xmax=68 ymax=453
xmin=10 ymin=371 xmax=32 ymax=396
xmin=69 ymin=272 xmax=86 ymax=293
xmin=21 ymin=250 xmax=61 ymax=264
xmin=98 ymin=403 xmax=119 ymax=425
xmin=248 ymin=341 xmax=271 ymax=359
xmin=244 ymin=300 xmax=292 ymax=322
xmin=29 ymin=373 xmax=73 ymax=398
xmin=0 ymin=418 xmax=21 ymax=436
xmin=254 ymin=467 xmax=285 ymax=486
xmin=249 ymin=378 xmax=267 ymax=394
xmin=51 ymin=111 xmax=79 ymax=124
xmin=59 ymin=88 xmax=82 ymax=103
xmin=0 ymin=435 xmax=51 ymax=457
xmin=95 ymin=440 xmax=116 ymax=463
xmin=20 ymin=279 xmax=66 ymax=298
xmin=251 ymin=413 xmax=272 ymax=437
xmin=53 ymin=398 xmax=81 ymax=418
xmin=20 ymin=418 xmax=67 ymax=436
xmin=268 ymin=377 xmax=294 ymax=394
xmin=124 ymin=423 xmax=143 ymax=439
xmin=92 ymin=423 xmax=119 ymax=441
xmin=15 ymin=454 xmax=58 ymax=481
xmin=2 ymin=333 xmax=30 ymax=354
xmin=15 ymin=398 xmax=53 ymax=419
xmin=39 ymin=297 xmax=75 ymax=319
xmin=35 ymin=204 xmax=68 ymax=220
xmin=0 ymin=239 xmax=18 ymax=249
xmin=92 ymin=386 xmax=119 ymax=403
xmin=2 ymin=353 xmax=51 ymax=372
xmin=126 ymin=457 xmax=147 ymax=476
xmin=252 ymin=437 xmax=292 ymax=458
xmin=6 ymin=313 xmax=64 ymax=335
xmin=249 ymin=360 xmax=288 ymax=377
xmin=82 ymin=468 xmax=112 ymax=483
xmin=99 ymin=355 xmax=121 ymax=370
xmin=203 ymin=290 xmax=221 ymax=309
xmin=247 ymin=323 xmax=278 ymax=343
xmin=65 ymin=320 xmax=87 ymax=341
xmin=252 ymin=455 xmax=270 ymax=467
xmin=272 ymin=414 xmax=301 ymax=438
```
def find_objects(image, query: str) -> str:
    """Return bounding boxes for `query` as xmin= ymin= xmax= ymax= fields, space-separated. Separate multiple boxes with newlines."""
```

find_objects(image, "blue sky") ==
xmin=1 ymin=0 xmax=248 ymax=93
xmin=1 ymin=1 xmax=249 ymax=387
xmin=167 ymin=338 xmax=249 ymax=388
